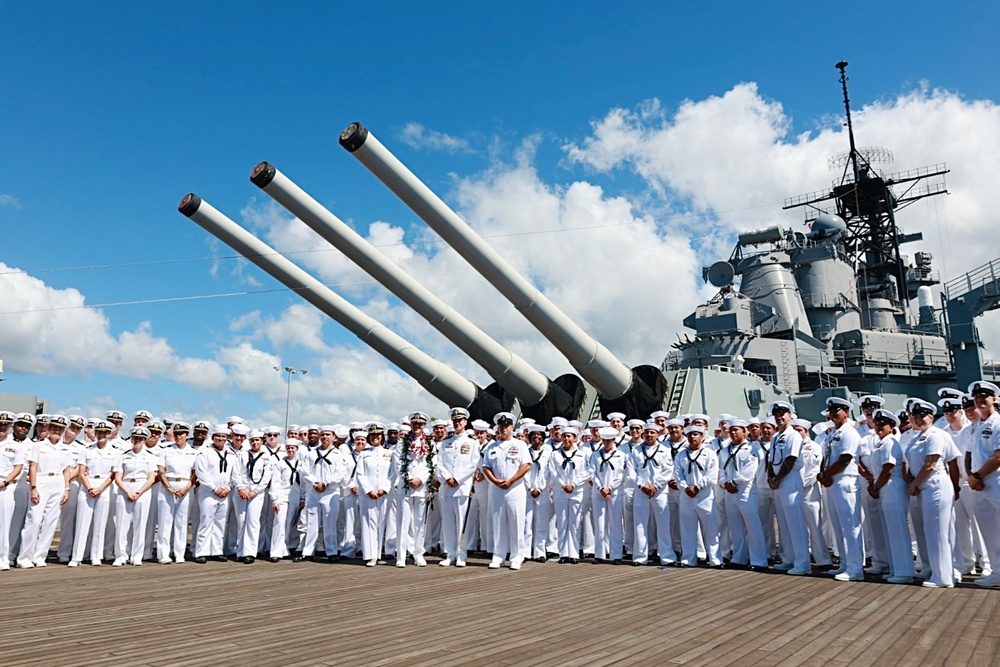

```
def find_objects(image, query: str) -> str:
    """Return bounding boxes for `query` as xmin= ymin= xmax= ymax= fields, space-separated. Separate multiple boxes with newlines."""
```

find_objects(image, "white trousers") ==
xmin=194 ymin=487 xmax=229 ymax=557
xmin=18 ymin=479 xmax=63 ymax=565
xmin=269 ymin=501 xmax=290 ymax=559
xmin=862 ymin=485 xmax=889 ymax=569
xmin=0 ymin=483 xmax=20 ymax=565
xmin=773 ymin=477 xmax=811 ymax=571
xmin=622 ymin=487 xmax=635 ymax=554
xmin=919 ymin=474 xmax=955 ymax=586
xmin=303 ymin=486 xmax=341 ymax=557
xmin=462 ymin=481 xmax=492 ymax=554
xmin=680 ymin=488 xmax=720 ymax=566
xmin=591 ymin=487 xmax=624 ymax=560
xmin=801 ymin=483 xmax=832 ymax=566
xmin=667 ymin=488 xmax=681 ymax=556
xmin=524 ymin=490 xmax=550 ymax=559
xmin=973 ymin=492 xmax=1000 ymax=572
xmin=954 ymin=485 xmax=990 ymax=574
xmin=877 ymin=478 xmax=915 ymax=578
xmin=439 ymin=493 xmax=469 ymax=559
xmin=579 ymin=485 xmax=594 ymax=554
xmin=757 ymin=485 xmax=777 ymax=559
xmin=553 ymin=487 xmax=584 ymax=559
xmin=57 ymin=479 xmax=80 ymax=561
xmin=723 ymin=486 xmax=768 ymax=567
xmin=633 ymin=489 xmax=673 ymax=564
xmin=490 ymin=485 xmax=526 ymax=561
xmin=114 ymin=484 xmax=153 ymax=563
xmin=72 ymin=485 xmax=112 ymax=563
xmin=340 ymin=490 xmax=360 ymax=558
xmin=359 ymin=493 xmax=388 ymax=561
xmin=234 ymin=492 xmax=267 ymax=558
xmin=714 ymin=483 xmax=730 ymax=559
xmin=395 ymin=492 xmax=426 ymax=560
xmin=156 ymin=487 xmax=192 ymax=561
xmin=829 ymin=475 xmax=864 ymax=577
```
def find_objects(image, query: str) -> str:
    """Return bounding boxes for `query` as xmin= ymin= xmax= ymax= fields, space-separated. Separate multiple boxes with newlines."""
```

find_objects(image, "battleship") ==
xmin=180 ymin=61 xmax=1000 ymax=423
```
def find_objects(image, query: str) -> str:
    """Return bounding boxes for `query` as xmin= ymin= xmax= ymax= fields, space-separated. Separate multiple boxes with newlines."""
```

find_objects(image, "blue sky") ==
xmin=2 ymin=1 xmax=999 ymax=424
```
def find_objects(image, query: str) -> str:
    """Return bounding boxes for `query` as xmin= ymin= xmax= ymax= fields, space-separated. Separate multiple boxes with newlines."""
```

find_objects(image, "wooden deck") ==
xmin=4 ymin=555 xmax=998 ymax=666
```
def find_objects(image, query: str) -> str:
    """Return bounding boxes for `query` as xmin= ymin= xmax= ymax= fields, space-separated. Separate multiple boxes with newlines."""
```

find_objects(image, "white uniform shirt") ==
xmin=799 ymin=439 xmax=823 ymax=486
xmin=970 ymin=411 xmax=1000 ymax=501
xmin=80 ymin=444 xmax=118 ymax=482
xmin=718 ymin=441 xmax=758 ymax=488
xmin=355 ymin=447 xmax=393 ymax=497
xmin=435 ymin=433 xmax=479 ymax=496
xmin=193 ymin=445 xmax=234 ymax=491
xmin=270 ymin=457 xmax=304 ymax=504
xmin=589 ymin=446 xmax=628 ymax=492
xmin=232 ymin=449 xmax=274 ymax=495
xmin=869 ymin=434 xmax=904 ymax=482
xmin=0 ymin=438 xmax=28 ymax=481
xmin=113 ymin=448 xmax=158 ymax=482
xmin=547 ymin=446 xmax=590 ymax=490
xmin=824 ymin=423 xmax=861 ymax=477
xmin=29 ymin=440 xmax=74 ymax=479
xmin=524 ymin=446 xmax=551 ymax=493
xmin=628 ymin=443 xmax=673 ymax=491
xmin=158 ymin=444 xmax=198 ymax=486
xmin=483 ymin=438 xmax=531 ymax=489
xmin=302 ymin=445 xmax=348 ymax=489
xmin=903 ymin=427 xmax=950 ymax=484
xmin=769 ymin=427 xmax=804 ymax=477
xmin=674 ymin=447 xmax=719 ymax=491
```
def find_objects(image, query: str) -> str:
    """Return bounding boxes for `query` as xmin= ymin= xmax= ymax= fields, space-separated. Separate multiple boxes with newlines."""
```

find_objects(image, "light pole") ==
xmin=274 ymin=365 xmax=308 ymax=435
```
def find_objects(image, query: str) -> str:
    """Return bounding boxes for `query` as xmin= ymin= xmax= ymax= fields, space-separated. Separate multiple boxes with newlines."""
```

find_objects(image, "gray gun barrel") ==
xmin=177 ymin=193 xmax=480 ymax=409
xmin=250 ymin=162 xmax=550 ymax=404
xmin=339 ymin=123 xmax=634 ymax=400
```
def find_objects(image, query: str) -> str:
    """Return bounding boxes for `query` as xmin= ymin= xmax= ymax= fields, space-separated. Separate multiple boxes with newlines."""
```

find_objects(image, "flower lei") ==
xmin=400 ymin=430 xmax=436 ymax=509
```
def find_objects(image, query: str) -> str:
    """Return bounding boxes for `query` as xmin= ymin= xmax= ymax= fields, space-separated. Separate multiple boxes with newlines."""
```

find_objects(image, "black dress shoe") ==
xmin=631 ymin=561 xmax=644 ymax=567
xmin=292 ymin=554 xmax=305 ymax=562
xmin=558 ymin=557 xmax=568 ymax=564
xmin=243 ymin=556 xmax=255 ymax=564
xmin=194 ymin=556 xmax=207 ymax=564
xmin=709 ymin=563 xmax=724 ymax=569
xmin=269 ymin=557 xmax=280 ymax=563
xmin=212 ymin=555 xmax=227 ymax=562
xmin=569 ymin=558 xmax=578 ymax=564
xmin=613 ymin=559 xmax=623 ymax=565
xmin=592 ymin=558 xmax=603 ymax=565
xmin=328 ymin=554 xmax=341 ymax=563
xmin=534 ymin=556 xmax=546 ymax=563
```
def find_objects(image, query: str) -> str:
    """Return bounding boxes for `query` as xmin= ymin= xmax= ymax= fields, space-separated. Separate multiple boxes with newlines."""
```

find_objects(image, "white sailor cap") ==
xmin=527 ymin=424 xmax=546 ymax=433
xmin=210 ymin=424 xmax=230 ymax=436
xmin=284 ymin=438 xmax=302 ymax=448
xmin=938 ymin=387 xmax=964 ymax=399
xmin=769 ymin=401 xmax=793 ymax=414
xmin=649 ymin=411 xmax=670 ymax=420
xmin=321 ymin=425 xmax=336 ymax=434
xmin=791 ymin=418 xmax=812 ymax=430
xmin=548 ymin=417 xmax=568 ymax=428
xmin=85 ymin=417 xmax=99 ymax=428
xmin=431 ymin=419 xmax=449 ymax=429
xmin=873 ymin=409 xmax=900 ymax=427
xmin=493 ymin=412 xmax=516 ymax=426
xmin=587 ymin=419 xmax=608 ymax=429
xmin=471 ymin=419 xmax=491 ymax=431
xmin=626 ymin=419 xmax=646 ymax=428
xmin=811 ymin=422 xmax=829 ymax=435
xmin=969 ymin=380 xmax=1000 ymax=397
xmin=689 ymin=413 xmax=710 ymax=424
xmin=728 ymin=419 xmax=748 ymax=429
xmin=826 ymin=397 xmax=852 ymax=411
xmin=264 ymin=425 xmax=281 ymax=435
xmin=747 ymin=417 xmax=760 ymax=425
xmin=248 ymin=429 xmax=264 ymax=439
xmin=857 ymin=395 xmax=885 ymax=409
xmin=938 ymin=397 xmax=963 ymax=411
xmin=684 ymin=424 xmax=705 ymax=435
xmin=172 ymin=421 xmax=191 ymax=433
xmin=130 ymin=426 xmax=151 ymax=439
xmin=408 ymin=412 xmax=429 ymax=424
xmin=386 ymin=423 xmax=401 ymax=432
xmin=665 ymin=418 xmax=683 ymax=427
xmin=306 ymin=424 xmax=320 ymax=432
xmin=762 ymin=416 xmax=777 ymax=426
xmin=231 ymin=424 xmax=250 ymax=436
xmin=334 ymin=425 xmax=350 ymax=439
xmin=908 ymin=399 xmax=937 ymax=416
xmin=717 ymin=413 xmax=735 ymax=424
xmin=226 ymin=415 xmax=244 ymax=424
xmin=347 ymin=422 xmax=364 ymax=431
xmin=517 ymin=417 xmax=536 ymax=426
xmin=449 ymin=407 xmax=470 ymax=420
xmin=597 ymin=426 xmax=618 ymax=440
xmin=561 ymin=426 xmax=580 ymax=436
xmin=643 ymin=422 xmax=660 ymax=433
xmin=287 ymin=424 xmax=302 ymax=432
xmin=606 ymin=412 xmax=626 ymax=421
xmin=568 ymin=420 xmax=583 ymax=429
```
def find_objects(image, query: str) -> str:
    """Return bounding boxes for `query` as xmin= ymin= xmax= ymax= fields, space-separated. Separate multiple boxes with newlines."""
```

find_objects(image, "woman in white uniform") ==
xmin=155 ymin=422 xmax=198 ymax=564
xmin=69 ymin=420 xmax=118 ymax=566
xmin=356 ymin=425 xmax=393 ymax=567
xmin=547 ymin=426 xmax=590 ymax=564
xmin=867 ymin=409 xmax=914 ymax=583
xmin=111 ymin=427 xmax=159 ymax=566
xmin=17 ymin=415 xmax=74 ymax=568
xmin=903 ymin=399 xmax=955 ymax=588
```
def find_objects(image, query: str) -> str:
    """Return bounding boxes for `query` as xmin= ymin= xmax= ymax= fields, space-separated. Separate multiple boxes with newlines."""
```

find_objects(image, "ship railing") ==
xmin=830 ymin=348 xmax=951 ymax=372
xmin=944 ymin=258 xmax=1000 ymax=300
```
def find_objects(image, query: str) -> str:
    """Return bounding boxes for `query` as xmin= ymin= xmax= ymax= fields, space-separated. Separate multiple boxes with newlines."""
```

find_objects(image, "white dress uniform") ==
xmin=56 ymin=440 xmax=86 ymax=563
xmin=435 ymin=432 xmax=479 ymax=563
xmin=462 ymin=441 xmax=491 ymax=555
xmin=768 ymin=426 xmax=812 ymax=573
xmin=753 ymin=438 xmax=778 ymax=560
xmin=620 ymin=439 xmax=640 ymax=554
xmin=947 ymin=421 xmax=990 ymax=576
xmin=71 ymin=444 xmax=118 ymax=565
xmin=257 ymin=445 xmax=285 ymax=554
xmin=523 ymin=445 xmax=552 ymax=560
xmin=193 ymin=445 xmax=234 ymax=558
xmin=232 ymin=448 xmax=274 ymax=559
xmin=484 ymin=438 xmax=531 ymax=565
xmin=547 ymin=446 xmax=590 ymax=560
xmin=823 ymin=423 xmax=864 ymax=579
xmin=798 ymin=437 xmax=832 ymax=567
xmin=899 ymin=427 xmax=927 ymax=572
xmin=707 ymin=436 xmax=730 ymax=560
xmin=968 ymin=411 xmax=1000 ymax=584
xmin=0 ymin=438 xmax=28 ymax=568
xmin=629 ymin=442 xmax=675 ymax=565
xmin=718 ymin=440 xmax=768 ymax=568
xmin=869 ymin=432 xmax=914 ymax=580
xmin=17 ymin=440 xmax=73 ymax=567
xmin=269 ymin=455 xmax=304 ymax=559
xmin=339 ymin=447 xmax=362 ymax=559
xmin=544 ymin=437 xmax=561 ymax=555
xmin=674 ymin=446 xmax=721 ymax=566
xmin=578 ymin=440 xmax=600 ymax=556
xmin=392 ymin=438 xmax=432 ymax=566
xmin=589 ymin=446 xmax=628 ymax=561
xmin=301 ymin=444 xmax=348 ymax=559
xmin=664 ymin=438 xmax=686 ymax=556
xmin=111 ymin=447 xmax=159 ymax=565
xmin=156 ymin=443 xmax=198 ymax=563
xmin=355 ymin=445 xmax=394 ymax=562
xmin=904 ymin=427 xmax=955 ymax=587
xmin=857 ymin=425 xmax=889 ymax=573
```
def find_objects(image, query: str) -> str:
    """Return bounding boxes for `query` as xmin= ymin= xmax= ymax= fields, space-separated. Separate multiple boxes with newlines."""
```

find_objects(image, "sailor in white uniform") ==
xmin=192 ymin=425 xmax=234 ymax=563
xmin=299 ymin=425 xmax=348 ymax=562
xmin=523 ymin=424 xmax=551 ymax=562
xmin=966 ymin=381 xmax=1000 ymax=588
xmin=0 ymin=414 xmax=30 ymax=570
xmin=69 ymin=421 xmax=118 ymax=567
xmin=355 ymin=425 xmax=393 ymax=567
xmin=629 ymin=422 xmax=675 ymax=567
xmin=461 ymin=420 xmax=492 ymax=558
xmin=767 ymin=401 xmax=812 ymax=576
xmin=17 ymin=416 xmax=74 ymax=568
xmin=818 ymin=397 xmax=864 ymax=581
xmin=232 ymin=429 xmax=274 ymax=563
xmin=111 ymin=427 xmax=160 ymax=566
xmin=866 ymin=409 xmax=915 ymax=583
xmin=435 ymin=408 xmax=479 ymax=567
xmin=154 ymin=422 xmax=197 ymax=564
xmin=483 ymin=412 xmax=531 ymax=570
xmin=719 ymin=420 xmax=768 ymax=569
xmin=548 ymin=426 xmax=590 ymax=564
xmin=268 ymin=438 xmax=305 ymax=561
xmin=674 ymin=424 xmax=721 ymax=568
xmin=589 ymin=426 xmax=628 ymax=564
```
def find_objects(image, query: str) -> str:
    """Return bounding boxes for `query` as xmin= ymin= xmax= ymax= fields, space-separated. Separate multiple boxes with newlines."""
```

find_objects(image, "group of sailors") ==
xmin=1 ymin=380 xmax=999 ymax=589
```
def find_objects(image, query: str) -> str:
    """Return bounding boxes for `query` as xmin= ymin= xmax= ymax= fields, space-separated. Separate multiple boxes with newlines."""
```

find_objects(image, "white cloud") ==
xmin=399 ymin=122 xmax=473 ymax=153
xmin=0 ymin=194 xmax=20 ymax=209
xmin=0 ymin=264 xmax=227 ymax=390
